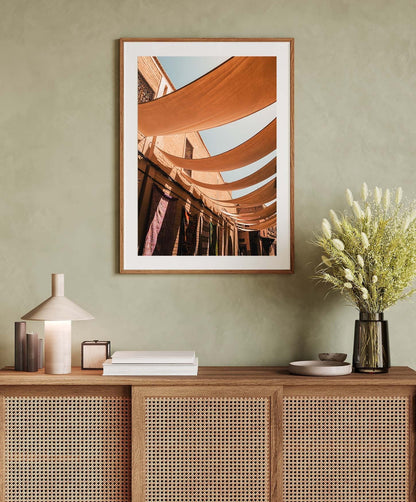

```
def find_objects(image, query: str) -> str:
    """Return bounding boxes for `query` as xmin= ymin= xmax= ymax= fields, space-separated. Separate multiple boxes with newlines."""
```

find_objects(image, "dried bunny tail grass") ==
xmin=396 ymin=186 xmax=403 ymax=205
xmin=322 ymin=218 xmax=332 ymax=239
xmin=361 ymin=182 xmax=369 ymax=202
xmin=346 ymin=189 xmax=354 ymax=207
xmin=374 ymin=186 xmax=382 ymax=205
xmin=313 ymin=184 xmax=416 ymax=313
xmin=329 ymin=209 xmax=342 ymax=232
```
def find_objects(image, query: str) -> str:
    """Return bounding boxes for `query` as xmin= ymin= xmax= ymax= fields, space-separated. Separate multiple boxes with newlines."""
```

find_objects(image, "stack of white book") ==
xmin=102 ymin=351 xmax=198 ymax=376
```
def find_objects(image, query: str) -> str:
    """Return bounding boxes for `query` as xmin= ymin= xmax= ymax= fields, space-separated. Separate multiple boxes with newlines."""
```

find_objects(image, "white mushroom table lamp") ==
xmin=22 ymin=273 xmax=94 ymax=374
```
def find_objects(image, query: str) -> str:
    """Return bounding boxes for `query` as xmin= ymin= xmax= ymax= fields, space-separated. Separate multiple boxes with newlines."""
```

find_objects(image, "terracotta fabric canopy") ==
xmin=158 ymin=119 xmax=276 ymax=173
xmin=237 ymin=216 xmax=277 ymax=231
xmin=181 ymin=158 xmax=276 ymax=192
xmin=138 ymin=57 xmax=276 ymax=137
xmin=220 ymin=198 xmax=276 ymax=212
xmin=231 ymin=203 xmax=276 ymax=223
xmin=221 ymin=200 xmax=276 ymax=217
xmin=212 ymin=178 xmax=276 ymax=207
xmin=236 ymin=214 xmax=276 ymax=226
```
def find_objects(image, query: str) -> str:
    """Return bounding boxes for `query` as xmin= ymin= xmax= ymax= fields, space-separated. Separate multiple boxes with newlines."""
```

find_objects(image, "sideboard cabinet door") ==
xmin=0 ymin=386 xmax=131 ymax=502
xmin=132 ymin=386 xmax=279 ymax=502
xmin=283 ymin=389 xmax=413 ymax=502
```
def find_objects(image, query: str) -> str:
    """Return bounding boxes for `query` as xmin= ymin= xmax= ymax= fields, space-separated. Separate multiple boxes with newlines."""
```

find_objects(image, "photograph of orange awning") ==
xmin=135 ymin=53 xmax=278 ymax=256
xmin=138 ymin=57 xmax=276 ymax=137
xmin=156 ymin=119 xmax=276 ymax=173
xmin=180 ymin=158 xmax=276 ymax=192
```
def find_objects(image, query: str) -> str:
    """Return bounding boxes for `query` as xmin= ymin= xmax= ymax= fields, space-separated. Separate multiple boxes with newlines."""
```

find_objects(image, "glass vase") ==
xmin=353 ymin=312 xmax=390 ymax=373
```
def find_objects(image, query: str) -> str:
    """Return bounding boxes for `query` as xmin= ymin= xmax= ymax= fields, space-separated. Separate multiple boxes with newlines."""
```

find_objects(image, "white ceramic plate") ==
xmin=289 ymin=360 xmax=352 ymax=376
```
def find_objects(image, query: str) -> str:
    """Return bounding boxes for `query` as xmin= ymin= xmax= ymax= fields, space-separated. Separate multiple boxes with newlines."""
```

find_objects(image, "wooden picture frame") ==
xmin=120 ymin=38 xmax=294 ymax=273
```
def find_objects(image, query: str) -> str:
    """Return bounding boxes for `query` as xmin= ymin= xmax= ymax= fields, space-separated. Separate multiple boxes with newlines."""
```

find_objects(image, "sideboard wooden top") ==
xmin=0 ymin=366 xmax=415 ymax=386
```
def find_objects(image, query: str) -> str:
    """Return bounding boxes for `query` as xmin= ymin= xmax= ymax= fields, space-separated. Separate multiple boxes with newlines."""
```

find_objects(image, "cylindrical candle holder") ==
xmin=38 ymin=338 xmax=44 ymax=369
xmin=15 ymin=321 xmax=26 ymax=371
xmin=26 ymin=332 xmax=39 ymax=372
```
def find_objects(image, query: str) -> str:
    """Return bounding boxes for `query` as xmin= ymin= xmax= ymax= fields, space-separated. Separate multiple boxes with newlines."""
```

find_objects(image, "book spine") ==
xmin=103 ymin=362 xmax=198 ymax=376
xmin=26 ymin=332 xmax=38 ymax=372
xmin=103 ymin=369 xmax=198 ymax=376
xmin=111 ymin=352 xmax=196 ymax=365
xmin=112 ymin=357 xmax=196 ymax=364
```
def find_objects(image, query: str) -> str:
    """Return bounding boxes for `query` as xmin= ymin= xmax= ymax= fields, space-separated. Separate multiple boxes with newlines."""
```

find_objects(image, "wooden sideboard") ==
xmin=0 ymin=366 xmax=414 ymax=502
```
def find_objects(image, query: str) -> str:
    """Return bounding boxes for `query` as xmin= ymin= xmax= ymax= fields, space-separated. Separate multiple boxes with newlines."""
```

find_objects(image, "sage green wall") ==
xmin=1 ymin=0 xmax=416 ymax=368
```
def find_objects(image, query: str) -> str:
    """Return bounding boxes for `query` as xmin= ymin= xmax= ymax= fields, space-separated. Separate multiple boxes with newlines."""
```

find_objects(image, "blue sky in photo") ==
xmin=157 ymin=56 xmax=276 ymax=198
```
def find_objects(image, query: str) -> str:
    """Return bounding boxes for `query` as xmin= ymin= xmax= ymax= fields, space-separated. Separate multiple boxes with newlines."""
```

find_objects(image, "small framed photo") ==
xmin=120 ymin=38 xmax=294 ymax=273
xmin=81 ymin=340 xmax=111 ymax=370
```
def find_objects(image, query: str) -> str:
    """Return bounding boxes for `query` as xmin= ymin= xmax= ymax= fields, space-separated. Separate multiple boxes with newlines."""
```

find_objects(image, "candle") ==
xmin=14 ymin=321 xmax=26 ymax=371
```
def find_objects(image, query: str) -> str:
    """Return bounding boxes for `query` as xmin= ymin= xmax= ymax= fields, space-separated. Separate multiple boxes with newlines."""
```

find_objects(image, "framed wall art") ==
xmin=120 ymin=38 xmax=294 ymax=273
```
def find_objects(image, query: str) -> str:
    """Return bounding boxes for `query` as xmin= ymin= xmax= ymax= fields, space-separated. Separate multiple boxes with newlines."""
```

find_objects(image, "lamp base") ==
xmin=44 ymin=321 xmax=71 ymax=374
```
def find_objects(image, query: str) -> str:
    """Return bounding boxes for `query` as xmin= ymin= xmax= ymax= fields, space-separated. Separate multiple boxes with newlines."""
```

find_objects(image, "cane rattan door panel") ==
xmin=283 ymin=395 xmax=410 ymax=502
xmin=3 ymin=394 xmax=131 ymax=502
xmin=134 ymin=387 xmax=277 ymax=502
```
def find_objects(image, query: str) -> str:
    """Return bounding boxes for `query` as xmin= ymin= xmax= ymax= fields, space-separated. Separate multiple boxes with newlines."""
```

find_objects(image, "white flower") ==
xmin=372 ymin=275 xmax=378 ymax=284
xmin=357 ymin=255 xmax=365 ymax=268
xmin=352 ymin=201 xmax=363 ymax=219
xmin=358 ymin=273 xmax=363 ymax=284
xmin=383 ymin=188 xmax=391 ymax=211
xmin=321 ymin=255 xmax=332 ymax=267
xmin=361 ymin=232 xmax=370 ymax=249
xmin=344 ymin=268 xmax=354 ymax=281
xmin=321 ymin=218 xmax=332 ymax=239
xmin=396 ymin=187 xmax=403 ymax=205
xmin=346 ymin=189 xmax=354 ymax=207
xmin=361 ymin=287 xmax=369 ymax=300
xmin=374 ymin=186 xmax=382 ymax=205
xmin=344 ymin=282 xmax=353 ymax=289
xmin=361 ymin=182 xmax=369 ymax=201
xmin=332 ymin=238 xmax=345 ymax=251
xmin=329 ymin=209 xmax=342 ymax=232
xmin=402 ymin=215 xmax=410 ymax=232
xmin=323 ymin=273 xmax=332 ymax=281
xmin=365 ymin=206 xmax=372 ymax=221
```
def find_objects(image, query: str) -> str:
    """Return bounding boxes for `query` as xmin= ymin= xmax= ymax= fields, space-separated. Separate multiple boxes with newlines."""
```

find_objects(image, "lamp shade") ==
xmin=22 ymin=274 xmax=94 ymax=321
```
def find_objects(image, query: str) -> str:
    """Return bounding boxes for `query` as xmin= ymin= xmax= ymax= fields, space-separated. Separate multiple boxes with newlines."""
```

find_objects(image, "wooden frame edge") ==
xmin=289 ymin=38 xmax=295 ymax=274
xmin=119 ymin=37 xmax=294 ymax=274
xmin=119 ymin=37 xmax=294 ymax=43
xmin=119 ymin=39 xmax=125 ymax=273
